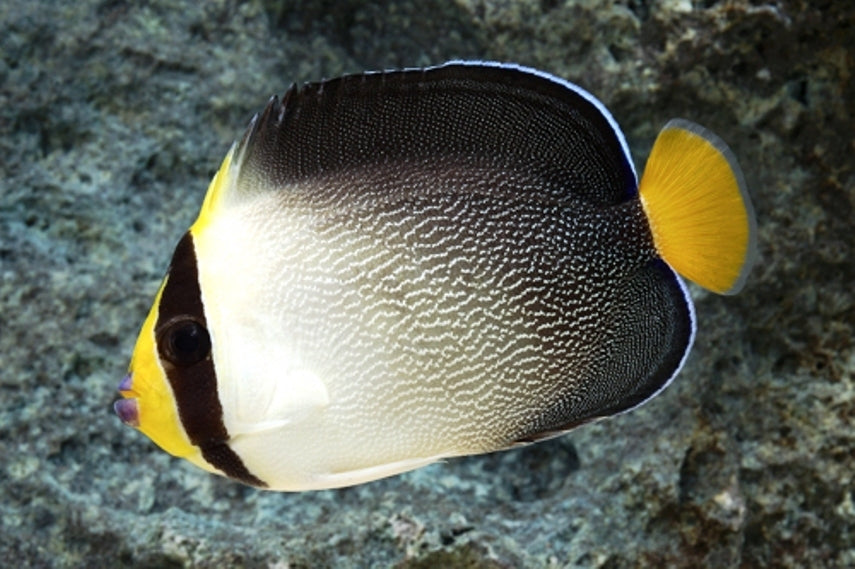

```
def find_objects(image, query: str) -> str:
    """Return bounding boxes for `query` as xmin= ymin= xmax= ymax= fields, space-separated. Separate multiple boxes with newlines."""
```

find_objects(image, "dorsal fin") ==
xmin=226 ymin=62 xmax=637 ymax=208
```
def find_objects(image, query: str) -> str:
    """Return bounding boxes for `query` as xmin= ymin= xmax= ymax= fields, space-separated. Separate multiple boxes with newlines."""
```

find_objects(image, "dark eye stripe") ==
xmin=156 ymin=231 xmax=267 ymax=488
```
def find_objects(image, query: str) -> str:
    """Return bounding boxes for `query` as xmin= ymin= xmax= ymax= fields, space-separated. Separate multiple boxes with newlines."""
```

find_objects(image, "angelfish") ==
xmin=115 ymin=62 xmax=756 ymax=491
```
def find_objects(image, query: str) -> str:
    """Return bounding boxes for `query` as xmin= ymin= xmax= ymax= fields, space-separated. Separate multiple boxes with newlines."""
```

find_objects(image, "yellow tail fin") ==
xmin=639 ymin=119 xmax=756 ymax=295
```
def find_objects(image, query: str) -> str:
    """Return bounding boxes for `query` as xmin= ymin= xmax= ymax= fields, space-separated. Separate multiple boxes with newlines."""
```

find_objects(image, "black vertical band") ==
xmin=156 ymin=232 xmax=266 ymax=488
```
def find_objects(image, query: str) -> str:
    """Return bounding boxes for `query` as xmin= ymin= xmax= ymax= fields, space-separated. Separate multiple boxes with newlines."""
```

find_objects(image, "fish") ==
xmin=114 ymin=61 xmax=756 ymax=491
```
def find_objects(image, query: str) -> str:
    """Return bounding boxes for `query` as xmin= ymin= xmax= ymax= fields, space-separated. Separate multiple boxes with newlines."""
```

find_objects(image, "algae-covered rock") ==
xmin=1 ymin=0 xmax=852 ymax=567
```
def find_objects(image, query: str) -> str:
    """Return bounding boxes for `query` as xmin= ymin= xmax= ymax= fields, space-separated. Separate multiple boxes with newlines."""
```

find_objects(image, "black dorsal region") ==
xmin=232 ymin=62 xmax=637 ymax=208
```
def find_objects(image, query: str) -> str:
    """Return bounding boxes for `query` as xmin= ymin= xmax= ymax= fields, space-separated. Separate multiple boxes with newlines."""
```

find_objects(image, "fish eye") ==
xmin=158 ymin=318 xmax=211 ymax=367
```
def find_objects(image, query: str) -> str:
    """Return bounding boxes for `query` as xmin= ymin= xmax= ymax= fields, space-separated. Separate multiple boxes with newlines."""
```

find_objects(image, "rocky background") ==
xmin=1 ymin=0 xmax=852 ymax=567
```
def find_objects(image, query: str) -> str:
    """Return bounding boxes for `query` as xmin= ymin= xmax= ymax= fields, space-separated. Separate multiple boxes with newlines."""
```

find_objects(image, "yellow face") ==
xmin=116 ymin=149 xmax=252 ymax=480
xmin=116 ymin=279 xmax=199 ymax=461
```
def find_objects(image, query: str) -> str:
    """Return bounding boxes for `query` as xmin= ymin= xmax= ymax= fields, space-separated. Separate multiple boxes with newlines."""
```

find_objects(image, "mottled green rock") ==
xmin=1 ymin=0 xmax=852 ymax=567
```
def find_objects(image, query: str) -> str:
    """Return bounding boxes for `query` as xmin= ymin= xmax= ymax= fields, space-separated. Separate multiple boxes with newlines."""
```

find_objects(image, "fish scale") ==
xmin=205 ymin=187 xmax=662 ymax=459
xmin=262 ymin=192 xmax=654 ymax=432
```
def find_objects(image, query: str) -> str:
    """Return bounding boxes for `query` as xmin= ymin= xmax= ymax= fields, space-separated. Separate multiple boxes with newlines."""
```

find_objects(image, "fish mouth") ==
xmin=114 ymin=373 xmax=140 ymax=427
xmin=118 ymin=373 xmax=133 ymax=393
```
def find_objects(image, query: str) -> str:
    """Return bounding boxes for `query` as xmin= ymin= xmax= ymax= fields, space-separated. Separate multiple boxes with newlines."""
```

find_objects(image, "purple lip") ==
xmin=118 ymin=373 xmax=133 ymax=392
xmin=114 ymin=398 xmax=140 ymax=427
